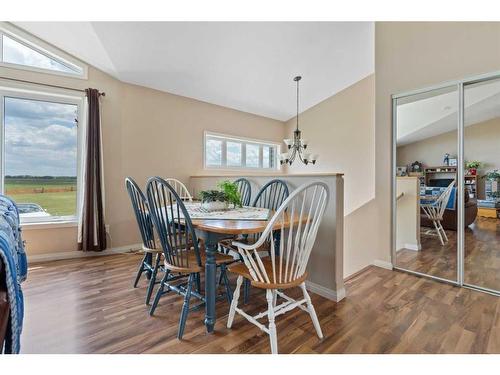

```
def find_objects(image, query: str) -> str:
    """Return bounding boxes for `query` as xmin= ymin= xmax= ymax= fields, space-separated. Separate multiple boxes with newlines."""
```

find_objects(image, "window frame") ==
xmin=203 ymin=131 xmax=280 ymax=171
xmin=0 ymin=22 xmax=88 ymax=79
xmin=0 ymin=83 xmax=85 ymax=224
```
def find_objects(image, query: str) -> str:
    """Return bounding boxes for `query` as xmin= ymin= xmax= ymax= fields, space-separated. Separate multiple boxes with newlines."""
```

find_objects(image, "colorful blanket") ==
xmin=0 ymin=195 xmax=27 ymax=354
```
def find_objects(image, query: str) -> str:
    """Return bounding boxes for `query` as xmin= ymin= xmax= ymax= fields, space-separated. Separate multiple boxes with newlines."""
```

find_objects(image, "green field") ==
xmin=5 ymin=177 xmax=77 ymax=216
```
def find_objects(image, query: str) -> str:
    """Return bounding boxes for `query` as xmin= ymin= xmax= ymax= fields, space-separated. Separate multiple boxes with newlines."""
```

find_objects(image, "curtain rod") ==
xmin=0 ymin=76 xmax=106 ymax=96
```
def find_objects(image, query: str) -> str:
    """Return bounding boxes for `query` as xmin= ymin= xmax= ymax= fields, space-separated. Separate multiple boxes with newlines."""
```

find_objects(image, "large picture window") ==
xmin=1 ymin=88 xmax=83 ymax=223
xmin=204 ymin=132 xmax=279 ymax=170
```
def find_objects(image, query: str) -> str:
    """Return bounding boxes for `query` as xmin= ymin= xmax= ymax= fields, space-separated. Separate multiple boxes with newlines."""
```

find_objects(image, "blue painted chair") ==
xmin=125 ymin=177 xmax=164 ymax=305
xmin=146 ymin=177 xmax=234 ymax=339
xmin=219 ymin=179 xmax=289 ymax=303
xmin=234 ymin=178 xmax=252 ymax=206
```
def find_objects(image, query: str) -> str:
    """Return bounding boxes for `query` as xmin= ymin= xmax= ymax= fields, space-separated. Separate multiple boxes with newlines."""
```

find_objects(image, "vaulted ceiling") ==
xmin=14 ymin=22 xmax=374 ymax=121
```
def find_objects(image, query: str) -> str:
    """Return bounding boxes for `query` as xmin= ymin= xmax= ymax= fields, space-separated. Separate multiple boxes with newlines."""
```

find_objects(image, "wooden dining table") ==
xmin=190 ymin=212 xmax=302 ymax=333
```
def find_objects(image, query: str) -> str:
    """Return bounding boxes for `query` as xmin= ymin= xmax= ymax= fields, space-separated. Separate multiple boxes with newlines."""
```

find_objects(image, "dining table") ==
xmin=188 ymin=207 xmax=303 ymax=333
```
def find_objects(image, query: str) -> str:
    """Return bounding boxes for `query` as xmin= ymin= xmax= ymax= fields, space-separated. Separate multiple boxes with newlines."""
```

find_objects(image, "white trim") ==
xmin=305 ymin=280 xmax=345 ymax=302
xmin=404 ymin=243 xmax=421 ymax=251
xmin=0 ymin=22 xmax=88 ymax=79
xmin=28 ymin=243 xmax=142 ymax=263
xmin=21 ymin=220 xmax=78 ymax=231
xmin=372 ymin=259 xmax=393 ymax=270
xmin=0 ymin=84 xmax=84 ymax=225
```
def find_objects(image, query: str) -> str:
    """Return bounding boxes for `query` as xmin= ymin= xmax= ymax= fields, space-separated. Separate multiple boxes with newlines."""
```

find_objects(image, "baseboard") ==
xmin=305 ymin=280 xmax=345 ymax=302
xmin=404 ymin=243 xmax=421 ymax=251
xmin=28 ymin=243 xmax=142 ymax=263
xmin=372 ymin=259 xmax=393 ymax=270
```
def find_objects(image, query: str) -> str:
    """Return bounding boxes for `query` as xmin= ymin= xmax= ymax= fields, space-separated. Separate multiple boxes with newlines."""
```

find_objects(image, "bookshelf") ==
xmin=423 ymin=166 xmax=478 ymax=198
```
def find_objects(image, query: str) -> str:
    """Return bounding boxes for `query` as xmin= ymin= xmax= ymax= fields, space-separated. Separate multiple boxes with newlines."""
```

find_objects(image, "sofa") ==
xmin=421 ymin=190 xmax=478 ymax=230
xmin=0 ymin=195 xmax=27 ymax=354
xmin=0 ymin=260 xmax=9 ymax=353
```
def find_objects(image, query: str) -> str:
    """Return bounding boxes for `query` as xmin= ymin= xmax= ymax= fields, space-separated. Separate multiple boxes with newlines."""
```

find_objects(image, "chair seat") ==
xmin=164 ymin=249 xmax=234 ymax=273
xmin=228 ymin=257 xmax=308 ymax=290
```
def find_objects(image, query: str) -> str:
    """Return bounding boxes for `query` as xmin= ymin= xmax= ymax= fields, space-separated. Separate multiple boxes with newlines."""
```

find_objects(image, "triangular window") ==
xmin=1 ymin=26 xmax=85 ymax=77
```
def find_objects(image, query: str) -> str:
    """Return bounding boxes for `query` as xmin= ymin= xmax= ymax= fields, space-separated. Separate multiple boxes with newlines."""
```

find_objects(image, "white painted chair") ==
xmin=226 ymin=181 xmax=329 ymax=354
xmin=421 ymin=180 xmax=455 ymax=246
xmin=164 ymin=178 xmax=193 ymax=202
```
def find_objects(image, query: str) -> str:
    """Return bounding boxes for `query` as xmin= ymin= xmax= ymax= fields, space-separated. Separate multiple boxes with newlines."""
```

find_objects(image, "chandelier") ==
xmin=279 ymin=76 xmax=318 ymax=166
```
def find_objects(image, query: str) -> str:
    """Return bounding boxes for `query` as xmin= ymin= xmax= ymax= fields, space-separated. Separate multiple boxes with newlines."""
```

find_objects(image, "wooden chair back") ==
xmin=433 ymin=180 xmax=456 ymax=219
xmin=125 ymin=177 xmax=155 ymax=250
xmin=252 ymin=179 xmax=289 ymax=210
xmin=233 ymin=181 xmax=329 ymax=287
xmin=234 ymin=178 xmax=252 ymax=206
xmin=164 ymin=178 xmax=193 ymax=202
xmin=146 ymin=177 xmax=201 ymax=273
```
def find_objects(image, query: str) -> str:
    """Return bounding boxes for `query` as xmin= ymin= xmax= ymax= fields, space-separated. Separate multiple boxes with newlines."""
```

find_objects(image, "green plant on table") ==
xmin=199 ymin=190 xmax=227 ymax=203
xmin=217 ymin=180 xmax=242 ymax=207
xmin=465 ymin=161 xmax=481 ymax=169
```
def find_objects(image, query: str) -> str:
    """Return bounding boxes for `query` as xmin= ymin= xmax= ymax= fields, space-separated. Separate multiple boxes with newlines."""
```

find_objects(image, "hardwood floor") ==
xmin=396 ymin=216 xmax=500 ymax=291
xmin=22 ymin=253 xmax=500 ymax=353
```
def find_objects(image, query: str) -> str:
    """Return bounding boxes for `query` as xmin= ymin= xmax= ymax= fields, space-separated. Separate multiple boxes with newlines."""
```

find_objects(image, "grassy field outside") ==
xmin=5 ymin=176 xmax=77 ymax=216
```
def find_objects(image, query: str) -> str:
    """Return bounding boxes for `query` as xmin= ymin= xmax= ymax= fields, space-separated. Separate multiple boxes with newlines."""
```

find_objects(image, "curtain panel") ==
xmin=78 ymin=88 xmax=106 ymax=251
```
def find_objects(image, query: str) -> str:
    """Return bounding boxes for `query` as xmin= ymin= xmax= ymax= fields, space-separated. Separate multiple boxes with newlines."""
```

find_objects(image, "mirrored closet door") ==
xmin=463 ymin=77 xmax=500 ymax=293
xmin=393 ymin=86 xmax=459 ymax=282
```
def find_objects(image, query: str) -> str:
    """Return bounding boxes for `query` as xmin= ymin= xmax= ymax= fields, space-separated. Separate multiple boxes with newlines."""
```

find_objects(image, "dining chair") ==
xmin=226 ymin=181 xmax=329 ymax=354
xmin=234 ymin=178 xmax=252 ymax=206
xmin=217 ymin=178 xmax=252 ymax=258
xmin=164 ymin=178 xmax=193 ymax=202
xmin=421 ymin=180 xmax=455 ymax=246
xmin=219 ymin=179 xmax=289 ymax=302
xmin=146 ymin=177 xmax=234 ymax=339
xmin=125 ymin=177 xmax=163 ymax=305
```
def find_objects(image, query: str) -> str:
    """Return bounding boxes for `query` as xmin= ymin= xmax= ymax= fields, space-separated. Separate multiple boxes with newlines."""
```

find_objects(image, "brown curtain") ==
xmin=78 ymin=88 xmax=106 ymax=251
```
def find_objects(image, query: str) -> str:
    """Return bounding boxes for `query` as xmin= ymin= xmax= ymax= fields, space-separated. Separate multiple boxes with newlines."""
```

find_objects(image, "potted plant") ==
xmin=465 ymin=161 xmax=481 ymax=175
xmin=199 ymin=180 xmax=242 ymax=211
xmin=199 ymin=190 xmax=229 ymax=211
xmin=217 ymin=180 xmax=242 ymax=208
xmin=483 ymin=169 xmax=500 ymax=180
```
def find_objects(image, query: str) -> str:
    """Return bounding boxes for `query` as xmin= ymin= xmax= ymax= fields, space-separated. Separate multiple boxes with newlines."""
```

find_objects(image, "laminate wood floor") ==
xmin=22 ymin=253 xmax=500 ymax=354
xmin=396 ymin=217 xmax=500 ymax=291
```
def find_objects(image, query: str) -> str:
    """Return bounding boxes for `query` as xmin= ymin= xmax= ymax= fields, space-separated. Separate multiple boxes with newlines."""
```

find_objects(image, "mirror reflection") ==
xmin=463 ymin=78 xmax=500 ymax=292
xmin=395 ymin=86 xmax=458 ymax=281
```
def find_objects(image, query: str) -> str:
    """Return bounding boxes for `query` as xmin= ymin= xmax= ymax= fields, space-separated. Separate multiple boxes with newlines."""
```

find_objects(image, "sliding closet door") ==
xmin=394 ymin=86 xmax=458 ymax=282
xmin=463 ymin=77 xmax=500 ymax=293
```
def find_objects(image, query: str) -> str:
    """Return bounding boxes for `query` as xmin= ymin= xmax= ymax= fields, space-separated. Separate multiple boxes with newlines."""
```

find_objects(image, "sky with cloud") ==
xmin=4 ymin=97 xmax=78 ymax=176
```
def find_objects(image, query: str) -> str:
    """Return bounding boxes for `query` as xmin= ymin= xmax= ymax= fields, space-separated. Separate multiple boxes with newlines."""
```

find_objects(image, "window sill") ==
xmin=21 ymin=220 xmax=78 ymax=231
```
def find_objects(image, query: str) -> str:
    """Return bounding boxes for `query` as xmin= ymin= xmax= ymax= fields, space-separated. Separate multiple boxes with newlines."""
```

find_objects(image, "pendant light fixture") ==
xmin=279 ymin=76 xmax=318 ymax=166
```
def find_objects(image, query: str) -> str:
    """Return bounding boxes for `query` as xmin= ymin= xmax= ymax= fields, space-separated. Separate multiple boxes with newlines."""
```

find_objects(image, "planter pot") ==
xmin=469 ymin=168 xmax=477 ymax=176
xmin=201 ymin=201 xmax=228 ymax=212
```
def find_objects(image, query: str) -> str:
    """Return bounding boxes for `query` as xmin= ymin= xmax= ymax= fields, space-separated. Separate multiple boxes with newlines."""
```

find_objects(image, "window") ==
xmin=0 ymin=23 xmax=86 ymax=78
xmin=204 ymin=132 xmax=279 ymax=170
xmin=1 ymin=88 xmax=83 ymax=223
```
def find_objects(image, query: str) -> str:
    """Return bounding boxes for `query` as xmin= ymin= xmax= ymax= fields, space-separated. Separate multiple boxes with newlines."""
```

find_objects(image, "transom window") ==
xmin=0 ymin=87 xmax=84 ymax=223
xmin=204 ymin=132 xmax=279 ymax=170
xmin=0 ymin=23 xmax=86 ymax=78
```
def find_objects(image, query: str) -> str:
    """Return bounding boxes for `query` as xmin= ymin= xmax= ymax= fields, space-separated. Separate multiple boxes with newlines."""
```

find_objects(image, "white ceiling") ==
xmin=397 ymin=79 xmax=500 ymax=146
xmin=14 ymin=22 xmax=374 ymax=121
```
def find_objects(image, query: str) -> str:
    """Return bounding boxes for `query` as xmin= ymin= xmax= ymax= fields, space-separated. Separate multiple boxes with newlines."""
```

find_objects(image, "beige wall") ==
xmin=375 ymin=22 xmax=500 ymax=265
xmin=0 ymin=64 xmax=285 ymax=257
xmin=397 ymin=117 xmax=500 ymax=199
xmin=285 ymin=75 xmax=376 ymax=277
